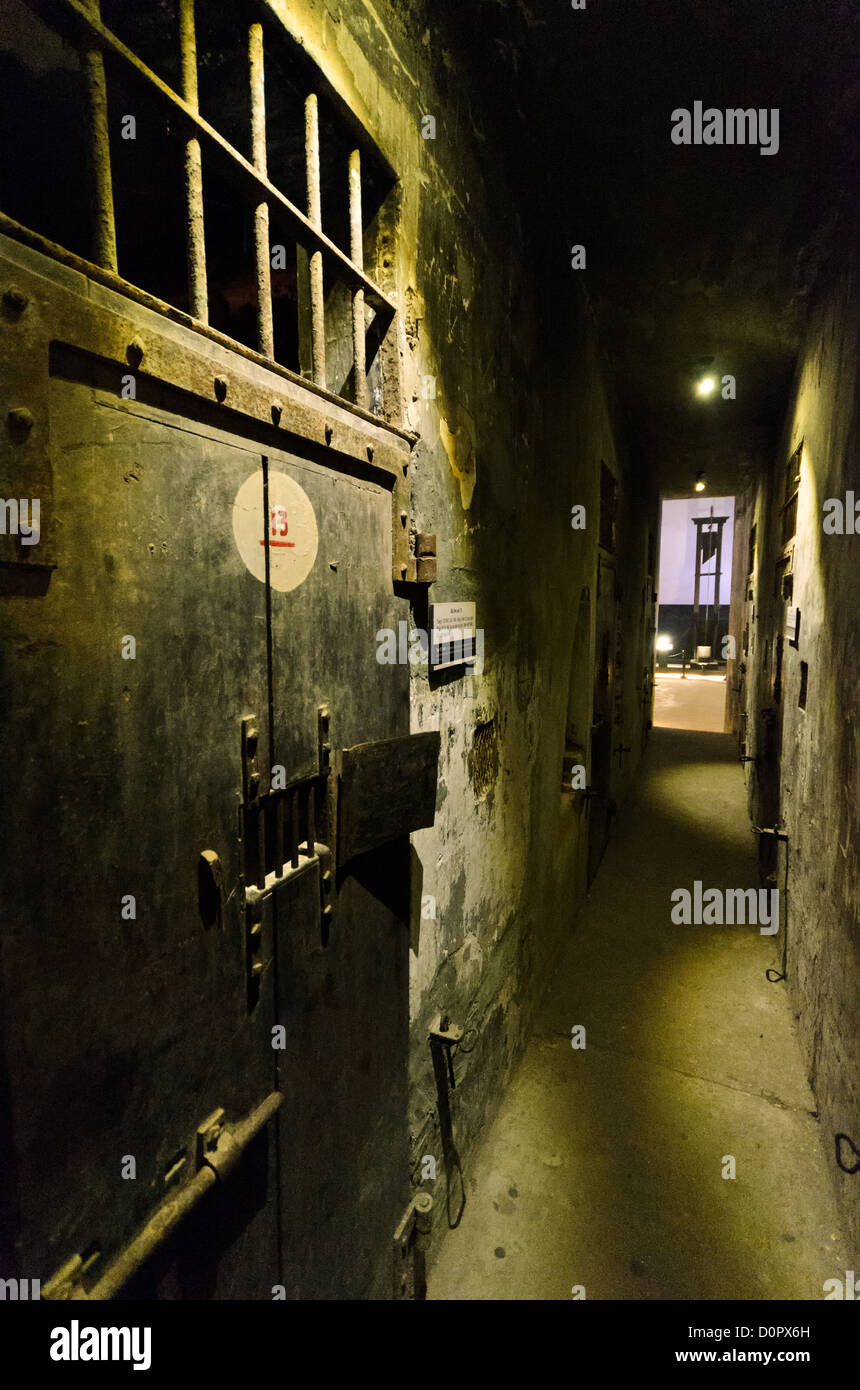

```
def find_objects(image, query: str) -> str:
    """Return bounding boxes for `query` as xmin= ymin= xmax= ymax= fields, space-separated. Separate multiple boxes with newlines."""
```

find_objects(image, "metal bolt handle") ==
xmin=42 ymin=1092 xmax=282 ymax=1301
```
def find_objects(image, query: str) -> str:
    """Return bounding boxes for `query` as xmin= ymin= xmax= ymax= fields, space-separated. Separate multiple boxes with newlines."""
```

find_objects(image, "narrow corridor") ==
xmin=429 ymin=728 xmax=848 ymax=1300
xmin=1 ymin=0 xmax=856 ymax=1327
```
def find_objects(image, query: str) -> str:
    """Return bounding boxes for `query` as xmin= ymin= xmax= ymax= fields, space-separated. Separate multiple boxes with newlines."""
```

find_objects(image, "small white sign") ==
xmin=430 ymin=601 xmax=478 ymax=671
xmin=232 ymin=469 xmax=318 ymax=593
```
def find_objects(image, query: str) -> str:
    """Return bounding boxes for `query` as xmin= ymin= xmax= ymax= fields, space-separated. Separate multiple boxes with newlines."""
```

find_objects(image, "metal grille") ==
xmin=6 ymin=0 xmax=398 ymax=418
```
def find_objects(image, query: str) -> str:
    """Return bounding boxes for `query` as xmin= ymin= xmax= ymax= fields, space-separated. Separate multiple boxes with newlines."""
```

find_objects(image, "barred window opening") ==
xmin=0 ymin=0 xmax=399 ymax=421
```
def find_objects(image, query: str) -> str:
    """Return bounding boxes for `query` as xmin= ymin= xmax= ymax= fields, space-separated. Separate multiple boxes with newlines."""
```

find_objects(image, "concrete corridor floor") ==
xmin=428 ymin=728 xmax=849 ymax=1300
xmin=653 ymin=672 xmax=728 ymax=732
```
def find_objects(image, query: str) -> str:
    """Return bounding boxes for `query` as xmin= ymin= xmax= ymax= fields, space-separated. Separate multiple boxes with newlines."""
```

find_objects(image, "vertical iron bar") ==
xmin=80 ymin=0 xmax=117 ymax=272
xmin=179 ymin=0 xmax=208 ymax=321
xmin=245 ymin=807 xmax=262 ymax=888
xmin=305 ymin=784 xmax=315 ymax=857
xmin=249 ymin=22 xmax=274 ymax=357
xmin=298 ymin=785 xmax=308 ymax=858
xmin=348 ymin=147 xmax=367 ymax=409
xmin=264 ymin=792 xmax=276 ymax=877
xmin=257 ymin=800 xmax=267 ymax=885
xmin=305 ymin=93 xmax=326 ymax=387
xmin=274 ymin=792 xmax=285 ymax=875
xmin=290 ymin=790 xmax=299 ymax=870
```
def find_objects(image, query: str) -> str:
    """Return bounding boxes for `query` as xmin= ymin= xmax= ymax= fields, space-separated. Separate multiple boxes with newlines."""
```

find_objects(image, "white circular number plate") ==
xmin=232 ymin=469 xmax=318 ymax=593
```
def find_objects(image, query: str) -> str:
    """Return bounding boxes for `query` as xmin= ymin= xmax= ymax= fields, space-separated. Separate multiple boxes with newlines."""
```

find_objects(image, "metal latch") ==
xmin=41 ymin=1092 xmax=282 ymax=1301
xmin=428 ymin=1014 xmax=463 ymax=1089
xmin=241 ymin=708 xmax=334 ymax=1006
xmin=244 ymin=841 xmax=332 ymax=909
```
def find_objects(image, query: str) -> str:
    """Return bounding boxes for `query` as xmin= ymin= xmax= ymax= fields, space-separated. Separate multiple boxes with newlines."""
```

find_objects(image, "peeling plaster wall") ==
xmin=407 ymin=286 xmax=658 ymax=1260
xmin=733 ymin=211 xmax=860 ymax=1253
xmin=264 ymin=0 xmax=658 ymax=1260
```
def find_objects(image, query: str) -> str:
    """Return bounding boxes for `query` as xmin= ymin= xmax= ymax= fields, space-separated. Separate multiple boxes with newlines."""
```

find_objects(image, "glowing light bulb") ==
xmin=697 ymin=376 xmax=716 ymax=397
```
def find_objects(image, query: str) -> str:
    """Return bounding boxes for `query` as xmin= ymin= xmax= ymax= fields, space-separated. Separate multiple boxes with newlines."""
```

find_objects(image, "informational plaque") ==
xmin=430 ymin=602 xmax=479 ymax=671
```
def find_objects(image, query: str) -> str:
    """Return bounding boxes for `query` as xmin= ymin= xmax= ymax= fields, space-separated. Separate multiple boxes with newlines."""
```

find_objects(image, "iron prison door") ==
xmin=0 ymin=242 xmax=437 ymax=1300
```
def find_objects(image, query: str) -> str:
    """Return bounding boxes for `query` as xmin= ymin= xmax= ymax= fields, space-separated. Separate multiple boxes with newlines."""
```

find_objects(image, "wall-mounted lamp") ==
xmin=696 ymin=375 xmax=716 ymax=397
xmin=695 ymin=472 xmax=706 ymax=492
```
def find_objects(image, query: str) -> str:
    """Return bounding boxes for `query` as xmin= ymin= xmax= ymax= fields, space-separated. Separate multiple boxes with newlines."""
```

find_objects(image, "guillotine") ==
xmin=691 ymin=504 xmax=729 ymax=656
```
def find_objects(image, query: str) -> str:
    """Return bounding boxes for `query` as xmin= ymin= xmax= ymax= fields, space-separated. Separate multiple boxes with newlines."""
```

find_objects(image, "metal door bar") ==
xmin=41 ymin=1093 xmax=282 ymax=1301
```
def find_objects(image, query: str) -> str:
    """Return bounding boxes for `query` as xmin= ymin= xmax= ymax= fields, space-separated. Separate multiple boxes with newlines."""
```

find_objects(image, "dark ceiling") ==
xmin=439 ymin=0 xmax=860 ymax=498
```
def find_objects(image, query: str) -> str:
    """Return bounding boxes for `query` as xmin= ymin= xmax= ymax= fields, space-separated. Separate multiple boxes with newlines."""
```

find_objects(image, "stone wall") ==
xmin=730 ymin=205 xmax=860 ymax=1253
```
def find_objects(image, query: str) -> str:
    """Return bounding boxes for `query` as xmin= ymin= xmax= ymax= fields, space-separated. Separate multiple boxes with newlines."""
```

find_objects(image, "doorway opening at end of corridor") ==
xmin=654 ymin=493 xmax=736 ymax=732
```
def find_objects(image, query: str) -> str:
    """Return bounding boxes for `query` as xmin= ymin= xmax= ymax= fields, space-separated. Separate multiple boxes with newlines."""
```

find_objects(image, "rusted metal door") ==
xmin=0 ymin=242 xmax=435 ymax=1299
